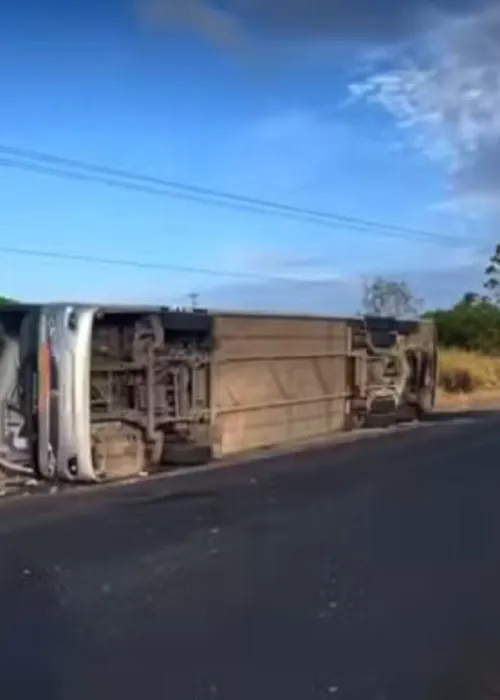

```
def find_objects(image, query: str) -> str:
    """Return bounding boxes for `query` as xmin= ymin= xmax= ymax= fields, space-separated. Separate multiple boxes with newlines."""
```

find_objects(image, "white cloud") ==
xmin=136 ymin=0 xmax=500 ymax=308
xmin=220 ymin=108 xmax=355 ymax=196
xmin=197 ymin=276 xmax=364 ymax=314
xmin=215 ymin=106 xmax=400 ymax=201
xmin=139 ymin=0 xmax=500 ymax=211
xmin=191 ymin=255 xmax=486 ymax=313
xmin=349 ymin=2 xmax=500 ymax=209
xmin=208 ymin=237 xmax=350 ymax=282
xmin=188 ymin=236 xmax=487 ymax=314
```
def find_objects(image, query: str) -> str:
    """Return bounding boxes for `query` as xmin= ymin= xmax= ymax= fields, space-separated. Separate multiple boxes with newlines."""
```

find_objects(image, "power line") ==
xmin=1 ymin=155 xmax=449 ymax=243
xmin=1 ymin=157 xmax=383 ymax=235
xmin=0 ymin=243 xmax=350 ymax=287
xmin=0 ymin=144 xmax=465 ymax=246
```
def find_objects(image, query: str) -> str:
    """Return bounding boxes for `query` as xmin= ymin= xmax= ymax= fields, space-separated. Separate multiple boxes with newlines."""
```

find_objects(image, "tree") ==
xmin=429 ymin=297 xmax=500 ymax=354
xmin=460 ymin=291 xmax=482 ymax=307
xmin=361 ymin=276 xmax=421 ymax=318
xmin=484 ymin=243 xmax=500 ymax=304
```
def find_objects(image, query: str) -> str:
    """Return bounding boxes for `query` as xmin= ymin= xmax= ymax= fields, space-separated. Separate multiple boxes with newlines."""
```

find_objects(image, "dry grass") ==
xmin=438 ymin=349 xmax=500 ymax=403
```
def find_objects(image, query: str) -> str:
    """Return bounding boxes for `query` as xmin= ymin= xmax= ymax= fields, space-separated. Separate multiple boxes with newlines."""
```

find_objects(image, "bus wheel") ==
xmin=345 ymin=411 xmax=366 ymax=431
xmin=415 ymin=388 xmax=433 ymax=420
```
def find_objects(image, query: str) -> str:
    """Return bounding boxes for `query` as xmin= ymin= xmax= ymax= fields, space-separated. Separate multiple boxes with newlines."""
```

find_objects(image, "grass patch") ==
xmin=438 ymin=349 xmax=500 ymax=394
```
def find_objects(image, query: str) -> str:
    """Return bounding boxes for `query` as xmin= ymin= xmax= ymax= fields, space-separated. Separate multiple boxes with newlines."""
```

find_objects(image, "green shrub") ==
xmin=427 ymin=298 xmax=500 ymax=354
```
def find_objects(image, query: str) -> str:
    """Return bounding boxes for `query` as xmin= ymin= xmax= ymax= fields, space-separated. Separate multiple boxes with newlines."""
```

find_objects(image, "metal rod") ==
xmin=0 ymin=455 xmax=33 ymax=476
xmin=216 ymin=352 xmax=365 ymax=363
xmin=216 ymin=392 xmax=350 ymax=415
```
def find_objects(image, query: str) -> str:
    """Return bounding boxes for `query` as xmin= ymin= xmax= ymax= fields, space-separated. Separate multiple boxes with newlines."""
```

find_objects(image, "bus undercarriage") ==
xmin=0 ymin=304 xmax=437 ymax=486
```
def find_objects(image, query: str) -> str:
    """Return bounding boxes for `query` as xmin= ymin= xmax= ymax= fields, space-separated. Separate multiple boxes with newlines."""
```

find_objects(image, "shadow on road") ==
xmin=117 ymin=487 xmax=218 ymax=509
xmin=423 ymin=408 xmax=500 ymax=423
xmin=361 ymin=407 xmax=500 ymax=431
xmin=0 ymin=553 xmax=72 ymax=699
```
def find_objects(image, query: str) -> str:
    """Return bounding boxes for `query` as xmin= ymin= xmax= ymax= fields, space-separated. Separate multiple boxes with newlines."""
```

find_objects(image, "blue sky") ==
xmin=1 ymin=0 xmax=498 ymax=312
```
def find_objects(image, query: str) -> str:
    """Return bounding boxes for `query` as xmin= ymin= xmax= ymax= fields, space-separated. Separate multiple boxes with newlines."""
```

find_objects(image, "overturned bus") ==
xmin=0 ymin=303 xmax=438 ymax=484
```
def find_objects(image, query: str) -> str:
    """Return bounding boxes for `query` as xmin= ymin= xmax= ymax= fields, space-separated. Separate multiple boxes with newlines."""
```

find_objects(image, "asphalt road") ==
xmin=1 ymin=411 xmax=500 ymax=700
